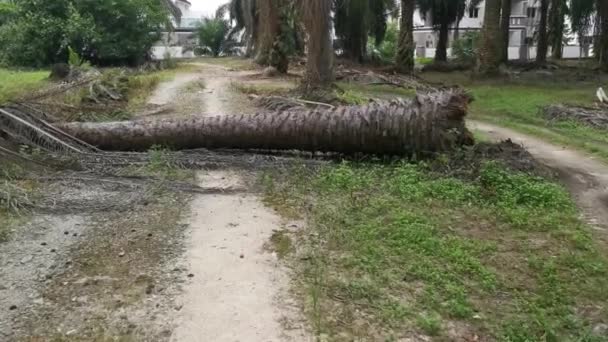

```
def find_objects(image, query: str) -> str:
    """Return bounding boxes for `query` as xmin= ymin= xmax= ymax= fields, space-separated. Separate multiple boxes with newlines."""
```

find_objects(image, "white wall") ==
xmin=151 ymin=46 xmax=195 ymax=60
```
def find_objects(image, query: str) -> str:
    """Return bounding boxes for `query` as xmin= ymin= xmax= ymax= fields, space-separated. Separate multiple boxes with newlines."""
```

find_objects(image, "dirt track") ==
xmin=164 ymin=64 xmax=309 ymax=341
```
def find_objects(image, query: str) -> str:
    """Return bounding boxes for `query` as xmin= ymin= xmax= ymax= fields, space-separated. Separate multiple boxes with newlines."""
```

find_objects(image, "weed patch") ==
xmin=0 ymin=68 xmax=48 ymax=104
xmin=263 ymin=158 xmax=608 ymax=340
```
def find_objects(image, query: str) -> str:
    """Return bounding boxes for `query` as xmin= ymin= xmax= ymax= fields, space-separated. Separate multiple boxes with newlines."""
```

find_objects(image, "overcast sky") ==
xmin=190 ymin=0 xmax=229 ymax=16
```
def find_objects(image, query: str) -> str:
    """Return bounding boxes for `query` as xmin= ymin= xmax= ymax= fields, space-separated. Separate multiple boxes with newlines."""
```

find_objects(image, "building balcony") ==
xmin=510 ymin=15 xmax=528 ymax=27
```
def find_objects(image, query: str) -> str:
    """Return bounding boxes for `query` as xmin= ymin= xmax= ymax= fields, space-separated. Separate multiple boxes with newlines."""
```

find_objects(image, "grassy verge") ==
xmin=191 ymin=56 xmax=256 ymax=70
xmin=0 ymin=68 xmax=49 ymax=104
xmin=420 ymin=72 xmax=608 ymax=161
xmin=0 ymin=162 xmax=34 ymax=242
xmin=263 ymin=159 xmax=608 ymax=341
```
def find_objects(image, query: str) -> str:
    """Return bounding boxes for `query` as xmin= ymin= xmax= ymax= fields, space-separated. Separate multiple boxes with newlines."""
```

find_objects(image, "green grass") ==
xmin=190 ymin=56 xmax=256 ymax=70
xmin=337 ymin=81 xmax=416 ymax=102
xmin=0 ymin=68 xmax=49 ymax=104
xmin=263 ymin=161 xmax=608 ymax=341
xmin=420 ymin=71 xmax=608 ymax=161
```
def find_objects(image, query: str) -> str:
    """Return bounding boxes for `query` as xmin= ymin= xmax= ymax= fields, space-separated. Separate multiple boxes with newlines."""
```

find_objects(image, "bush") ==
xmin=0 ymin=0 xmax=170 ymax=67
xmin=452 ymin=31 xmax=480 ymax=64
xmin=368 ymin=21 xmax=398 ymax=63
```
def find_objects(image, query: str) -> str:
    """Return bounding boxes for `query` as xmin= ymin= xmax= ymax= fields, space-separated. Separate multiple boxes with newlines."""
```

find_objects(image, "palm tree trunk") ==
xmin=255 ymin=0 xmax=280 ymax=65
xmin=54 ymin=92 xmax=473 ymax=156
xmin=548 ymin=0 xmax=564 ymax=59
xmin=435 ymin=21 xmax=449 ymax=62
xmin=301 ymin=0 xmax=334 ymax=87
xmin=599 ymin=0 xmax=608 ymax=70
xmin=396 ymin=0 xmax=415 ymax=74
xmin=477 ymin=0 xmax=502 ymax=74
xmin=500 ymin=0 xmax=512 ymax=63
xmin=454 ymin=20 xmax=461 ymax=41
xmin=242 ymin=0 xmax=256 ymax=57
xmin=536 ymin=0 xmax=549 ymax=64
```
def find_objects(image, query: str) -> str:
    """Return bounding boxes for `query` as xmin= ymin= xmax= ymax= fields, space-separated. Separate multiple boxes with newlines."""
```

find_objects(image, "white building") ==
xmin=152 ymin=0 xmax=205 ymax=59
xmin=414 ymin=0 xmax=593 ymax=60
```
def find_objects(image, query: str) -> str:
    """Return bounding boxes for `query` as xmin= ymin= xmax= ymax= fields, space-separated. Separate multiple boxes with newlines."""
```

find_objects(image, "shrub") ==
xmin=452 ymin=31 xmax=480 ymax=64
xmin=0 ymin=0 xmax=170 ymax=67
xmin=368 ymin=21 xmax=398 ymax=63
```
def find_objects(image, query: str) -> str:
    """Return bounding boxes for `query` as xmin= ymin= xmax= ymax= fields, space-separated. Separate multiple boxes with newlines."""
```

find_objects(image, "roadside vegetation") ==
xmin=0 ymin=68 xmax=49 ymax=104
xmin=422 ymin=71 xmax=608 ymax=161
xmin=263 ymin=156 xmax=608 ymax=340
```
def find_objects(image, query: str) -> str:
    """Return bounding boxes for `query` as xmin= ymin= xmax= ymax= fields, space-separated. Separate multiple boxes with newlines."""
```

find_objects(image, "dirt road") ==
xmin=154 ymin=63 xmax=309 ymax=341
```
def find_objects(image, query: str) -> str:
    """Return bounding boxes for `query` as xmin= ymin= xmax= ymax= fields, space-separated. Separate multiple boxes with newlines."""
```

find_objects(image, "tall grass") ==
xmin=0 ymin=68 xmax=49 ymax=104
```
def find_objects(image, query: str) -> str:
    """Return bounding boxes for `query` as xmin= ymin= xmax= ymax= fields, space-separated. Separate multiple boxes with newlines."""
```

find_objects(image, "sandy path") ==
xmin=470 ymin=120 xmax=608 ymax=238
xmin=171 ymin=172 xmax=307 ymax=342
xmin=146 ymin=64 xmax=309 ymax=341
xmin=148 ymin=73 xmax=202 ymax=106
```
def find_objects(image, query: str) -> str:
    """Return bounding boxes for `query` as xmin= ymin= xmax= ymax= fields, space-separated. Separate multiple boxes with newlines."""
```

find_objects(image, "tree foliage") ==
xmin=197 ymin=15 xmax=239 ymax=57
xmin=0 ymin=0 xmax=172 ymax=67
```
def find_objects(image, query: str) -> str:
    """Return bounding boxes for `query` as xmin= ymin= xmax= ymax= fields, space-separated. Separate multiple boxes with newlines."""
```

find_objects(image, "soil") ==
xmin=0 ymin=62 xmax=309 ymax=341
xmin=428 ymin=139 xmax=555 ymax=180
xmin=470 ymin=120 xmax=608 ymax=238
xmin=160 ymin=63 xmax=309 ymax=341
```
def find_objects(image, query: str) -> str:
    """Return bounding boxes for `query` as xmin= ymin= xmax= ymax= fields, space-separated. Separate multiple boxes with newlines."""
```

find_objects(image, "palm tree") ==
xmin=333 ymin=0 xmax=396 ymax=63
xmin=477 ymin=0 xmax=502 ymax=74
xmin=396 ymin=0 xmax=415 ymax=73
xmin=301 ymin=0 xmax=334 ymax=88
xmin=536 ymin=0 xmax=549 ymax=64
xmin=548 ymin=0 xmax=567 ymax=59
xmin=500 ymin=0 xmax=512 ymax=63
xmin=216 ymin=0 xmax=258 ymax=57
xmin=598 ymin=0 xmax=608 ymax=70
xmin=162 ymin=0 xmax=182 ymax=24
xmin=416 ymin=0 xmax=464 ymax=62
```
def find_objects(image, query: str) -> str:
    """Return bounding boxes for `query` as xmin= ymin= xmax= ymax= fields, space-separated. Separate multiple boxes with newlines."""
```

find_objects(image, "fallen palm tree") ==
xmin=55 ymin=91 xmax=473 ymax=156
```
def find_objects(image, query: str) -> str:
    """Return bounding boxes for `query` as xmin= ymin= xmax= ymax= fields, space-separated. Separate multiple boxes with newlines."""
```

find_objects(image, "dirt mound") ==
xmin=430 ymin=139 xmax=554 ymax=179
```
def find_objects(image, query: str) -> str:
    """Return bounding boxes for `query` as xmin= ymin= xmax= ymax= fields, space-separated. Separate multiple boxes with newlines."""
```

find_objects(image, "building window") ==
xmin=468 ymin=7 xmax=479 ymax=18
xmin=527 ymin=7 xmax=536 ymax=18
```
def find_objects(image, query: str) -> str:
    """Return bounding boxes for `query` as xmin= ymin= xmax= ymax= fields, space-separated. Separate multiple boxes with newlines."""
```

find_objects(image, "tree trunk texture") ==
xmin=599 ymin=0 xmax=608 ymax=70
xmin=477 ymin=0 xmax=502 ymax=75
xmin=254 ymin=0 xmax=281 ymax=66
xmin=243 ymin=0 xmax=257 ymax=57
xmin=436 ymin=22 xmax=449 ymax=62
xmin=55 ymin=92 xmax=473 ymax=156
xmin=536 ymin=0 xmax=549 ymax=64
xmin=500 ymin=0 xmax=512 ymax=63
xmin=301 ymin=0 xmax=334 ymax=87
xmin=548 ymin=0 xmax=565 ymax=59
xmin=396 ymin=0 xmax=415 ymax=74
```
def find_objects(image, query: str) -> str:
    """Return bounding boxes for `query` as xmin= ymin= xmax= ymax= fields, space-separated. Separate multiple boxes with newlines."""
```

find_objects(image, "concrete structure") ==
xmin=152 ymin=0 xmax=203 ymax=59
xmin=413 ymin=0 xmax=593 ymax=60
